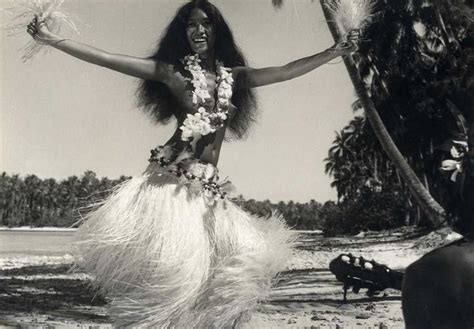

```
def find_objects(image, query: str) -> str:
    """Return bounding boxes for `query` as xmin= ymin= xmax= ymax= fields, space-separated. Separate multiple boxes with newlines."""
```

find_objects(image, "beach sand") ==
xmin=0 ymin=229 xmax=458 ymax=328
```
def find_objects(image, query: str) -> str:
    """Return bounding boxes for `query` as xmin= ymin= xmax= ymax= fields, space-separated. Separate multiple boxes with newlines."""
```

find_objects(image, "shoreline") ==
xmin=0 ymin=226 xmax=78 ymax=232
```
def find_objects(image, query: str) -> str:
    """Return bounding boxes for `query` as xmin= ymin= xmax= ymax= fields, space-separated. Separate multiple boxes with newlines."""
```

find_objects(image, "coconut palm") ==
xmin=358 ymin=0 xmax=472 ymax=223
xmin=278 ymin=0 xmax=474 ymax=226
xmin=318 ymin=0 xmax=449 ymax=227
xmin=325 ymin=117 xmax=368 ymax=200
xmin=326 ymin=114 xmax=411 ymax=208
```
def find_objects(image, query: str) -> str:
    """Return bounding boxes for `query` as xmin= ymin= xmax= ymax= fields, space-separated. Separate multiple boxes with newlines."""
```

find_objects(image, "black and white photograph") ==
xmin=0 ymin=0 xmax=473 ymax=328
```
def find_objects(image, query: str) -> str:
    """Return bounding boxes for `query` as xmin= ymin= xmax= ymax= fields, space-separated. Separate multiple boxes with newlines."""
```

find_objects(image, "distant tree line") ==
xmin=236 ymin=197 xmax=323 ymax=230
xmin=0 ymin=170 xmax=414 ymax=234
xmin=0 ymin=171 xmax=130 ymax=228
xmin=0 ymin=171 xmax=328 ymax=230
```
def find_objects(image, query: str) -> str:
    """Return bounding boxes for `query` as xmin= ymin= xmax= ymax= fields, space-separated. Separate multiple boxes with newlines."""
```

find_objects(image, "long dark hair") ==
xmin=137 ymin=0 xmax=257 ymax=138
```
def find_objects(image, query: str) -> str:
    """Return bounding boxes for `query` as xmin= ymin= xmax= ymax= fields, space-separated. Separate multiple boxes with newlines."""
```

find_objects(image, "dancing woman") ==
xmin=27 ymin=0 xmax=358 ymax=327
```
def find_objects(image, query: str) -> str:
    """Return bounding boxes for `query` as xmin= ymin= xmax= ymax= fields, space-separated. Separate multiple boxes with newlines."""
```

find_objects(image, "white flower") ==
xmin=187 ymin=162 xmax=206 ymax=177
xmin=450 ymin=141 xmax=468 ymax=159
xmin=180 ymin=126 xmax=194 ymax=141
xmin=204 ymin=164 xmax=216 ymax=180
xmin=218 ymin=79 xmax=233 ymax=101
xmin=441 ymin=159 xmax=462 ymax=172
xmin=219 ymin=69 xmax=231 ymax=80
xmin=181 ymin=113 xmax=202 ymax=132
xmin=199 ymin=120 xmax=212 ymax=135
xmin=187 ymin=55 xmax=199 ymax=62
xmin=220 ymin=82 xmax=231 ymax=90
xmin=193 ymin=89 xmax=210 ymax=103
xmin=197 ymin=88 xmax=210 ymax=98
xmin=180 ymin=116 xmax=201 ymax=141
xmin=441 ymin=159 xmax=463 ymax=182
xmin=179 ymin=110 xmax=216 ymax=141
xmin=192 ymin=93 xmax=199 ymax=105
xmin=214 ymin=112 xmax=227 ymax=120
xmin=453 ymin=140 xmax=468 ymax=148
xmin=450 ymin=146 xmax=461 ymax=159
xmin=218 ymin=87 xmax=233 ymax=99
xmin=218 ymin=98 xmax=230 ymax=106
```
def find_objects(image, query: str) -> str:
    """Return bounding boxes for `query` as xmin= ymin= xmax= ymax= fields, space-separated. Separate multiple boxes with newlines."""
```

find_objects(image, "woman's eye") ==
xmin=186 ymin=21 xmax=212 ymax=30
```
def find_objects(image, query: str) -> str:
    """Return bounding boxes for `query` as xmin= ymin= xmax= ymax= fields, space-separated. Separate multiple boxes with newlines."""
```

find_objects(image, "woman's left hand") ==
xmin=346 ymin=29 xmax=361 ymax=52
xmin=329 ymin=29 xmax=361 ymax=55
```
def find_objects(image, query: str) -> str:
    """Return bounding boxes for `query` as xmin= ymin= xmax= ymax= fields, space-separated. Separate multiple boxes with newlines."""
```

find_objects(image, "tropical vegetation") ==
xmin=0 ymin=171 xmax=129 ymax=228
xmin=0 ymin=171 xmax=326 ymax=230
xmin=321 ymin=0 xmax=473 ymax=234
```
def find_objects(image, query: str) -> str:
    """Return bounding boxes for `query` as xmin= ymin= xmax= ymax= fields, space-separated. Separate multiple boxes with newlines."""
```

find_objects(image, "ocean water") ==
xmin=0 ymin=229 xmax=76 ymax=257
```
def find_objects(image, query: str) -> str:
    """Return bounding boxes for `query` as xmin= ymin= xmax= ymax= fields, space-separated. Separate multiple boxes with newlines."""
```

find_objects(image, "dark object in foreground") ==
xmin=402 ymin=237 xmax=474 ymax=329
xmin=329 ymin=253 xmax=404 ymax=302
xmin=401 ymin=106 xmax=474 ymax=329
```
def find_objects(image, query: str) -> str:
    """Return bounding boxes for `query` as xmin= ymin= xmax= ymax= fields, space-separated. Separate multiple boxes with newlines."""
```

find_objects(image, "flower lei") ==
xmin=179 ymin=54 xmax=234 ymax=145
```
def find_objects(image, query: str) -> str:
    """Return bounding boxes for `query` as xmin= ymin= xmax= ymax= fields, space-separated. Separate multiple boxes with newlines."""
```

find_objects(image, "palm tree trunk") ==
xmin=320 ymin=1 xmax=445 ymax=227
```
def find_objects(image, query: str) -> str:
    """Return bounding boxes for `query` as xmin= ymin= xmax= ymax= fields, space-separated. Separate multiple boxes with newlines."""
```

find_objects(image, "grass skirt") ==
xmin=74 ymin=155 xmax=296 ymax=328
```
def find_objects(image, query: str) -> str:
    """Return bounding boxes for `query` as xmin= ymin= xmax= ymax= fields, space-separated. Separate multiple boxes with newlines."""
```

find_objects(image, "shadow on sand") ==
xmin=0 ymin=264 xmax=109 ymax=324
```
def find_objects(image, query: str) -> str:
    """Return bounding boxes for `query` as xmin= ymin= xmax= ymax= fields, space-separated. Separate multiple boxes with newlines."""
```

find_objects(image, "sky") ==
xmin=0 ymin=0 xmax=357 ymax=203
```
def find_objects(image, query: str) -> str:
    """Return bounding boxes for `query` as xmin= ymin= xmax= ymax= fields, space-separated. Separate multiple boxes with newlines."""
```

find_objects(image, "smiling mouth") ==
xmin=193 ymin=35 xmax=208 ymax=44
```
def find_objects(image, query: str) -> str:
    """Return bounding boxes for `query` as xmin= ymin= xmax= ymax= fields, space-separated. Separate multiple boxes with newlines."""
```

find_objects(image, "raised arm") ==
xmin=233 ymin=32 xmax=359 ymax=89
xmin=27 ymin=16 xmax=169 ymax=81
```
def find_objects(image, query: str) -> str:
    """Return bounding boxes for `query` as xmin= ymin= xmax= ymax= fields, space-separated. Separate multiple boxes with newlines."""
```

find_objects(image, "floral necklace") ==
xmin=179 ymin=54 xmax=234 ymax=146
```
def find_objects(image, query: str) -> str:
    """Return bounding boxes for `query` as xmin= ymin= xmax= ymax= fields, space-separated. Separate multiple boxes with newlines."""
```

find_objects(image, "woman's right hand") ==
xmin=27 ymin=15 xmax=54 ymax=44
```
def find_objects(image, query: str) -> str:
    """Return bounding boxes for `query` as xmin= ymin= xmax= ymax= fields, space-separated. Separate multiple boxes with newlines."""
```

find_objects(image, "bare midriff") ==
xmin=164 ymin=123 xmax=226 ymax=166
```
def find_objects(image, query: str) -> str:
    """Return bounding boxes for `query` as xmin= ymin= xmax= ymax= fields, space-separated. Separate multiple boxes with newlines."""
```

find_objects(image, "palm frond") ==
xmin=1 ymin=0 xmax=79 ymax=62
xmin=323 ymin=0 xmax=376 ymax=34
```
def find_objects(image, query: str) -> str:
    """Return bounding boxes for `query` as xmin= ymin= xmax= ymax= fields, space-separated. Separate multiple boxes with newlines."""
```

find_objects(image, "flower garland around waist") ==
xmin=149 ymin=145 xmax=235 ymax=202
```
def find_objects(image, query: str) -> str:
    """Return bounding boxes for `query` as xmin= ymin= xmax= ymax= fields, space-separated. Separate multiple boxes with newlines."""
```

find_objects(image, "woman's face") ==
xmin=186 ymin=8 xmax=215 ymax=58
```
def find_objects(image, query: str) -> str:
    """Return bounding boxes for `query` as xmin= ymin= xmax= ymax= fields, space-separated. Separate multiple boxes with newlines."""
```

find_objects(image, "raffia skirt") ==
xmin=73 ymin=147 xmax=296 ymax=328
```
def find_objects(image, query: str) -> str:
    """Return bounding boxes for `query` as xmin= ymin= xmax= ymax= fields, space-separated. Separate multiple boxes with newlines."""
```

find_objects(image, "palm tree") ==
xmin=325 ymin=118 xmax=365 ymax=200
xmin=272 ymin=0 xmax=458 ymax=226
xmin=326 ymin=115 xmax=408 ymax=206
xmin=317 ymin=0 xmax=447 ymax=227
xmin=357 ymin=0 xmax=471 ymax=225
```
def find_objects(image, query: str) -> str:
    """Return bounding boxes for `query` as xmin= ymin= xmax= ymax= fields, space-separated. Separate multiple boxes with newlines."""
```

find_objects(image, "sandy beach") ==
xmin=0 ymin=229 xmax=457 ymax=328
